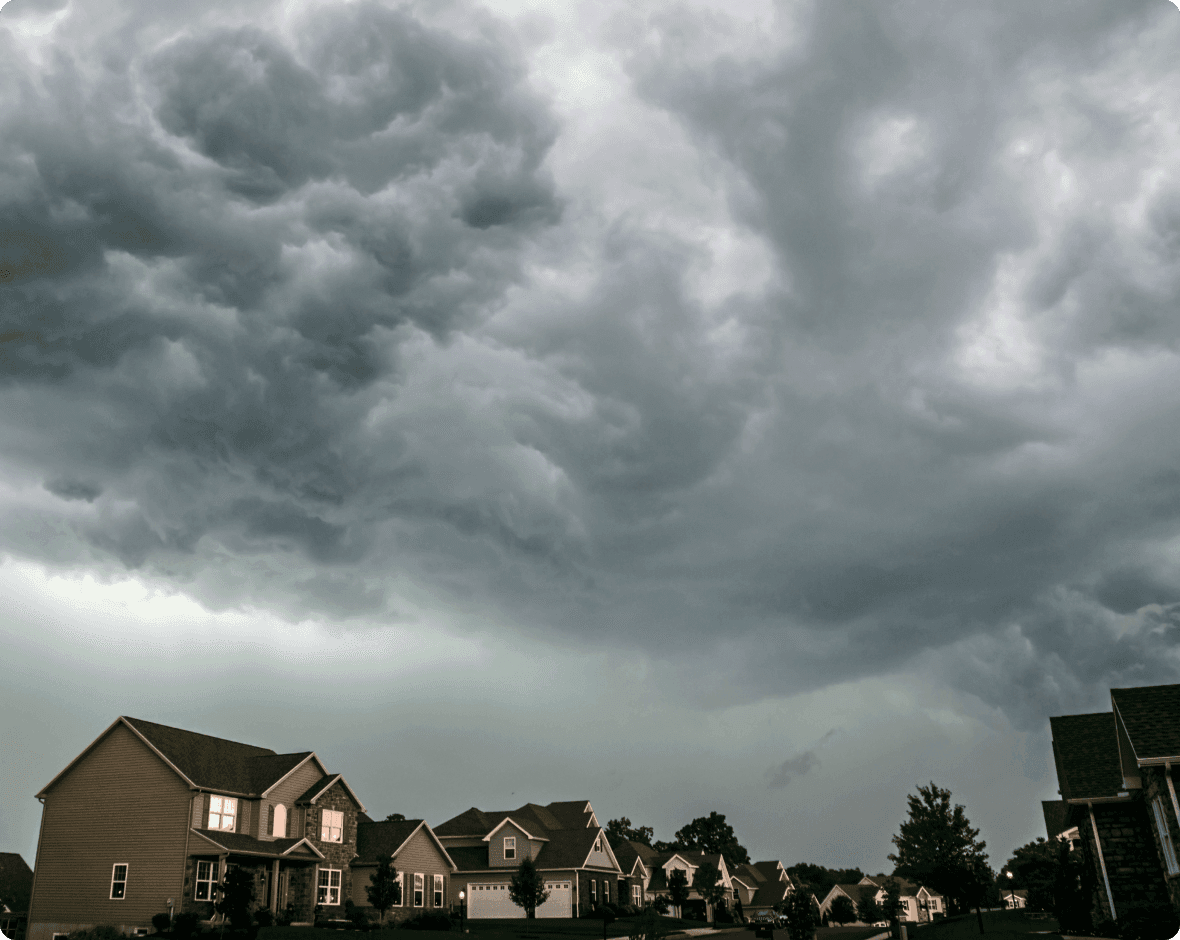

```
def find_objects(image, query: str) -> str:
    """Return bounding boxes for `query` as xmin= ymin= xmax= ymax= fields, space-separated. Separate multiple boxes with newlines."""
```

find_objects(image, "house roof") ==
xmin=611 ymin=840 xmax=649 ymax=878
xmin=860 ymin=876 xmax=919 ymax=897
xmin=1042 ymin=800 xmax=1070 ymax=840
xmin=446 ymin=846 xmax=492 ymax=872
xmin=825 ymin=884 xmax=876 ymax=909
xmin=1111 ymin=684 xmax=1180 ymax=762
xmin=294 ymin=772 xmax=365 ymax=810
xmin=1050 ymin=712 xmax=1124 ymax=802
xmin=190 ymin=829 xmax=324 ymax=860
xmin=0 ymin=853 xmax=33 ymax=912
xmin=435 ymin=807 xmax=493 ymax=838
xmin=37 ymin=717 xmax=325 ymax=800
xmin=355 ymin=819 xmax=457 ymax=870
xmin=536 ymin=826 xmax=618 ymax=871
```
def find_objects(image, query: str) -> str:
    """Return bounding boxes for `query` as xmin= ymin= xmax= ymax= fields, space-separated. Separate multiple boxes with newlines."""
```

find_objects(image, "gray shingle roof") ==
xmin=124 ymin=717 xmax=313 ymax=795
xmin=1112 ymin=684 xmax=1180 ymax=760
xmin=1042 ymin=799 xmax=1070 ymax=839
xmin=191 ymin=830 xmax=322 ymax=860
xmin=1050 ymin=712 xmax=1123 ymax=801
xmin=0 ymin=853 xmax=33 ymax=913
xmin=355 ymin=819 xmax=426 ymax=864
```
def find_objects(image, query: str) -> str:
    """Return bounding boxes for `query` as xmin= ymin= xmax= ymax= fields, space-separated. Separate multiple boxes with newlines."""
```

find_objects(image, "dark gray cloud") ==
xmin=2 ymin=0 xmax=1180 ymax=744
xmin=766 ymin=729 xmax=838 ymax=789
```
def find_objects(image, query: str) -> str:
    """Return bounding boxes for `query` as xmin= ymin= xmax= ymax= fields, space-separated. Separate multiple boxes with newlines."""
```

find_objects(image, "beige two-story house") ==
xmin=26 ymin=717 xmax=365 ymax=940
xmin=350 ymin=816 xmax=456 ymax=922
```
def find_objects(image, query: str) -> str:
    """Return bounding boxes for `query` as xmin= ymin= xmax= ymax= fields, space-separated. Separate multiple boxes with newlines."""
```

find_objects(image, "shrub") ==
xmin=713 ymin=907 xmax=734 ymax=925
xmin=275 ymin=905 xmax=296 ymax=928
xmin=254 ymin=910 xmax=274 ymax=929
xmin=650 ymin=897 xmax=670 ymax=916
xmin=152 ymin=913 xmax=173 ymax=934
xmin=400 ymin=911 xmax=454 ymax=931
xmin=1117 ymin=905 xmax=1180 ymax=940
xmin=172 ymin=912 xmax=201 ymax=940
xmin=346 ymin=906 xmax=371 ymax=931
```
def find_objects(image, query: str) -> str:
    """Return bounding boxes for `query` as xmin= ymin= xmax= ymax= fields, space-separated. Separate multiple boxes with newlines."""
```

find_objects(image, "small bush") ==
xmin=152 ymin=913 xmax=173 ymax=934
xmin=713 ymin=907 xmax=735 ymax=925
xmin=400 ymin=911 xmax=454 ymax=931
xmin=172 ymin=912 xmax=201 ymax=940
xmin=650 ymin=897 xmax=670 ymax=916
xmin=274 ymin=905 xmax=296 ymax=928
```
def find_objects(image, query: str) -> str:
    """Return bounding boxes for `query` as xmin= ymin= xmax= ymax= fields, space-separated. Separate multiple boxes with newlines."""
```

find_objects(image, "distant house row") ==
xmin=22 ymin=716 xmax=807 ymax=940
xmin=817 ymin=876 xmax=944 ymax=927
xmin=1045 ymin=682 xmax=1180 ymax=926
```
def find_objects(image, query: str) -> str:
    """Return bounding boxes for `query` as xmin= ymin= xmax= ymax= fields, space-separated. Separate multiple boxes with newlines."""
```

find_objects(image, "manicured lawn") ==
xmin=906 ymin=910 xmax=1060 ymax=940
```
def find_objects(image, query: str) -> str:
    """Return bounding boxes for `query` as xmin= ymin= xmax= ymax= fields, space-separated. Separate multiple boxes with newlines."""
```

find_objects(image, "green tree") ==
xmin=828 ymin=895 xmax=857 ymax=925
xmin=213 ymin=866 xmax=255 ymax=930
xmin=691 ymin=863 xmax=727 ymax=923
xmin=1053 ymin=840 xmax=1092 ymax=934
xmin=779 ymin=890 xmax=819 ymax=940
xmin=606 ymin=817 xmax=655 ymax=847
xmin=785 ymin=864 xmax=864 ymax=900
xmin=508 ymin=856 xmax=550 ymax=919
xmin=668 ymin=869 xmax=690 ymax=919
xmin=1001 ymin=838 xmax=1058 ymax=911
xmin=855 ymin=891 xmax=882 ymax=926
xmin=385 ymin=813 xmax=406 ymax=822
xmin=366 ymin=855 xmax=402 ymax=926
xmin=673 ymin=812 xmax=751 ymax=870
xmin=888 ymin=782 xmax=989 ymax=915
xmin=879 ymin=879 xmax=903 ymax=921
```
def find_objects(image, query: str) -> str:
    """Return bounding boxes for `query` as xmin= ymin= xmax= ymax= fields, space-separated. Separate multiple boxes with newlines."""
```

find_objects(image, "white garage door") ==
xmin=537 ymin=881 xmax=572 ymax=919
xmin=467 ymin=881 xmax=573 ymax=919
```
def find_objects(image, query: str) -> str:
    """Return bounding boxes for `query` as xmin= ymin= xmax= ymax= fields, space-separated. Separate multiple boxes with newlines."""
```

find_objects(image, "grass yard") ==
xmin=460 ymin=915 xmax=711 ymax=940
xmin=815 ymin=928 xmax=890 ymax=940
xmin=905 ymin=910 xmax=1060 ymax=940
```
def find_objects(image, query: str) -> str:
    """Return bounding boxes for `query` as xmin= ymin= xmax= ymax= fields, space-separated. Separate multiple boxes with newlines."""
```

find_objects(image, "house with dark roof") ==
xmin=609 ymin=840 xmax=651 ymax=910
xmin=434 ymin=801 xmax=622 ymax=918
xmin=630 ymin=848 xmax=737 ymax=920
xmin=857 ymin=876 xmax=943 ymax=923
xmin=1049 ymin=706 xmax=1173 ymax=926
xmin=26 ymin=717 xmax=366 ymax=940
xmin=817 ymin=883 xmax=886 ymax=927
xmin=350 ymin=818 xmax=457 ymax=923
xmin=0 ymin=852 xmax=34 ymax=939
xmin=1041 ymin=799 xmax=1081 ymax=852
xmin=729 ymin=860 xmax=795 ymax=916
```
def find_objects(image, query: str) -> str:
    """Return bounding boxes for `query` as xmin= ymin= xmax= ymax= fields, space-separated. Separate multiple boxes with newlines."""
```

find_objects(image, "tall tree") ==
xmin=828 ymin=895 xmax=857 ymax=926
xmin=878 ymin=880 xmax=902 ymax=922
xmin=888 ymin=782 xmax=989 ymax=914
xmin=508 ymin=856 xmax=550 ymax=919
xmin=691 ymin=863 xmax=727 ymax=923
xmin=673 ymin=812 xmax=750 ymax=870
xmin=855 ymin=891 xmax=882 ymax=926
xmin=1001 ymin=838 xmax=1057 ymax=912
xmin=366 ymin=855 xmax=402 ymax=926
xmin=779 ymin=890 xmax=819 ymax=940
xmin=606 ymin=817 xmax=655 ymax=847
xmin=786 ymin=864 xmax=864 ymax=900
xmin=668 ymin=869 xmax=690 ymax=920
xmin=214 ymin=866 xmax=255 ymax=930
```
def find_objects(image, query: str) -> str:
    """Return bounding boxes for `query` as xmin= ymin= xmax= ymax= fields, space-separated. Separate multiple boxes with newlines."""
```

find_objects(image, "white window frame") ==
xmin=317 ymin=867 xmax=342 ymax=906
xmin=208 ymin=796 xmax=236 ymax=832
xmin=590 ymin=879 xmax=597 ymax=904
xmin=633 ymin=885 xmax=642 ymax=906
xmin=434 ymin=874 xmax=444 ymax=908
xmin=414 ymin=873 xmax=424 ymax=907
xmin=1153 ymin=798 xmax=1180 ymax=874
xmin=504 ymin=836 xmax=516 ymax=860
xmin=395 ymin=872 xmax=404 ymax=907
xmin=321 ymin=809 xmax=343 ymax=843
xmin=110 ymin=863 xmax=129 ymax=900
xmin=195 ymin=860 xmax=218 ymax=901
xmin=594 ymin=836 xmax=601 ymax=853
xmin=603 ymin=880 xmax=609 ymax=902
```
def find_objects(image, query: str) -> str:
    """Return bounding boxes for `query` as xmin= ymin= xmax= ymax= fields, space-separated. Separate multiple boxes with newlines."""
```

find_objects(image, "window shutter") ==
xmin=268 ymin=805 xmax=275 ymax=837
xmin=192 ymin=794 xmax=204 ymax=829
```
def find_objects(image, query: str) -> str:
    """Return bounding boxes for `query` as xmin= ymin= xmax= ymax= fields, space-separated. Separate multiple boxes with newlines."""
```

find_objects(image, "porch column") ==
xmin=272 ymin=860 xmax=280 ymax=911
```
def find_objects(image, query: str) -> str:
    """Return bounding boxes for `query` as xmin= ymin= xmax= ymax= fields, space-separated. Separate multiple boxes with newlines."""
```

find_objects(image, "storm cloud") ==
xmin=3 ymin=0 xmax=1180 ymax=870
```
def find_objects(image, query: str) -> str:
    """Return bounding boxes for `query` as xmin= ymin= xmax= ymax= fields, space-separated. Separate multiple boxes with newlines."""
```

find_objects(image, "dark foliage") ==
xmin=152 ymin=913 xmax=173 ymax=934
xmin=508 ymin=856 xmax=550 ymax=919
xmin=172 ymin=912 xmax=202 ymax=940
xmin=673 ymin=812 xmax=750 ymax=870
xmin=785 ymin=864 xmax=864 ymax=899
xmin=401 ymin=911 xmax=455 ymax=931
xmin=606 ymin=818 xmax=655 ymax=848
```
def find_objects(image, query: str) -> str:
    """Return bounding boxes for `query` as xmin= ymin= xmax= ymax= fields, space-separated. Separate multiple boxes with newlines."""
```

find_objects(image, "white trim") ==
xmin=1167 ymin=763 xmax=1180 ymax=841
xmin=578 ymin=832 xmax=624 ymax=872
xmin=380 ymin=820 xmax=460 ymax=872
xmin=110 ymin=862 xmax=129 ymax=900
xmin=317 ymin=867 xmax=342 ymax=906
xmin=395 ymin=871 xmax=404 ymax=907
xmin=504 ymin=836 xmax=516 ymax=860
xmin=1089 ymin=803 xmax=1117 ymax=920
xmin=1153 ymin=797 xmax=1180 ymax=874
xmin=260 ymin=753 xmax=327 ymax=798
xmin=484 ymin=817 xmax=546 ymax=843
xmin=434 ymin=873 xmax=444 ymax=908
xmin=195 ymin=860 xmax=217 ymax=901
xmin=320 ymin=808 xmax=344 ymax=843
xmin=414 ymin=872 xmax=425 ymax=907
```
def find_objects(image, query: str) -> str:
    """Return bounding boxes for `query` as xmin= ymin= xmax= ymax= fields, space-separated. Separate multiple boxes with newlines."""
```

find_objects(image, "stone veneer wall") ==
xmin=1084 ymin=801 xmax=1172 ymax=923
xmin=1141 ymin=768 xmax=1180 ymax=916
xmin=302 ymin=782 xmax=361 ymax=917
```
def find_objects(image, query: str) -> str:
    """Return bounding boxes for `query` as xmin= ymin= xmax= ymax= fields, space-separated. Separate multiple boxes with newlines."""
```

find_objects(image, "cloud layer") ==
xmin=3 ymin=0 xmax=1180 ymax=745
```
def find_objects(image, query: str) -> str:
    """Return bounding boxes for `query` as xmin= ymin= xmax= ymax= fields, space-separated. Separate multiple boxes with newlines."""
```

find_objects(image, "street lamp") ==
xmin=459 ymin=890 xmax=466 ymax=933
xmin=1004 ymin=872 xmax=1016 ymax=911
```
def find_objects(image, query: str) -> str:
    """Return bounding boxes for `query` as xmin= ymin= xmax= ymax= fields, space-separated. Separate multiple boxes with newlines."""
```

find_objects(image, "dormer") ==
xmin=485 ymin=817 xmax=548 ymax=867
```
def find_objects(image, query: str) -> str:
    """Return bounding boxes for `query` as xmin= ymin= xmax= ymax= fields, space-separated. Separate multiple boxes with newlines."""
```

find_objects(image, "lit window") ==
xmin=434 ymin=874 xmax=444 ymax=908
xmin=209 ymin=797 xmax=236 ymax=831
xmin=415 ymin=873 xmax=424 ymax=907
xmin=1153 ymin=798 xmax=1180 ymax=874
xmin=591 ymin=880 xmax=597 ymax=904
xmin=110 ymin=864 xmax=128 ymax=900
xmin=195 ymin=861 xmax=217 ymax=900
xmin=321 ymin=809 xmax=343 ymax=843
xmin=633 ymin=885 xmax=642 ymax=905
xmin=504 ymin=836 xmax=516 ymax=860
xmin=317 ymin=868 xmax=341 ymax=905
xmin=603 ymin=880 xmax=609 ymax=902
xmin=273 ymin=804 xmax=287 ymax=838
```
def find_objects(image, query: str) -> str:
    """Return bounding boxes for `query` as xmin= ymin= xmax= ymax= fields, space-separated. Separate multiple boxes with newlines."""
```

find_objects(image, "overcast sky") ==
xmin=3 ymin=0 xmax=1180 ymax=881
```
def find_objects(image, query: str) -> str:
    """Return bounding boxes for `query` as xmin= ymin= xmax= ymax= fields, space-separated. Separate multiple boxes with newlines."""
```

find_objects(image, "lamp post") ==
xmin=1004 ymin=872 xmax=1016 ymax=911
xmin=459 ymin=890 xmax=466 ymax=933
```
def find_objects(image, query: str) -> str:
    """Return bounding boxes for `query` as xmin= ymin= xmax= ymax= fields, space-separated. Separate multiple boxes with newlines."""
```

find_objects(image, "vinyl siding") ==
xmin=257 ymin=760 xmax=321 ymax=842
xmin=352 ymin=828 xmax=452 ymax=915
xmin=29 ymin=723 xmax=192 ymax=936
xmin=489 ymin=822 xmax=529 ymax=868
